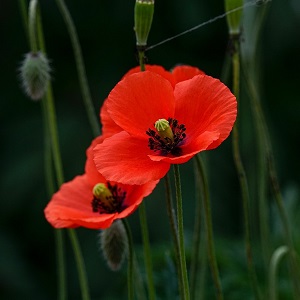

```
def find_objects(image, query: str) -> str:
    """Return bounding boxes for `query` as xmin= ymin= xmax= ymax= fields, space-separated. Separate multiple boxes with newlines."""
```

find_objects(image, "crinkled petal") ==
xmin=44 ymin=175 xmax=116 ymax=229
xmin=107 ymin=72 xmax=175 ymax=139
xmin=174 ymin=74 xmax=237 ymax=149
xmin=94 ymin=131 xmax=170 ymax=185
xmin=100 ymin=99 xmax=123 ymax=139
xmin=171 ymin=65 xmax=205 ymax=84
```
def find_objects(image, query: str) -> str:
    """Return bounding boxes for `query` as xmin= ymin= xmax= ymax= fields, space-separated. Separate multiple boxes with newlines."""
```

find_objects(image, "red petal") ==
xmin=100 ymin=99 xmax=123 ymax=139
xmin=44 ymin=175 xmax=115 ymax=229
xmin=85 ymin=136 xmax=107 ymax=186
xmin=93 ymin=131 xmax=170 ymax=185
xmin=116 ymin=180 xmax=159 ymax=218
xmin=123 ymin=65 xmax=175 ymax=86
xmin=174 ymin=74 xmax=237 ymax=149
xmin=171 ymin=65 xmax=205 ymax=84
xmin=107 ymin=72 xmax=175 ymax=139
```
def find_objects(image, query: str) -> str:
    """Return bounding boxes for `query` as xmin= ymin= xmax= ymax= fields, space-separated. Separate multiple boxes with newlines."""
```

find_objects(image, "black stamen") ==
xmin=146 ymin=118 xmax=186 ymax=156
xmin=91 ymin=182 xmax=127 ymax=214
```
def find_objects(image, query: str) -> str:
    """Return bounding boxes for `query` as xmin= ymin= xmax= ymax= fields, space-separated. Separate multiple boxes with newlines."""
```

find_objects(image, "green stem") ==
xmin=164 ymin=175 xmax=183 ymax=299
xmin=28 ymin=4 xmax=67 ymax=299
xmin=67 ymin=230 xmax=90 ymax=300
xmin=35 ymin=7 xmax=90 ymax=299
xmin=42 ymin=85 xmax=66 ymax=300
xmin=55 ymin=0 xmax=100 ymax=137
xmin=55 ymin=230 xmax=67 ymax=300
xmin=19 ymin=0 xmax=29 ymax=45
xmin=242 ymin=67 xmax=300 ymax=298
xmin=269 ymin=246 xmax=289 ymax=300
xmin=231 ymin=40 xmax=262 ymax=300
xmin=189 ymin=159 xmax=204 ymax=300
xmin=194 ymin=155 xmax=223 ymax=300
xmin=122 ymin=219 xmax=134 ymax=300
xmin=138 ymin=49 xmax=146 ymax=71
xmin=28 ymin=0 xmax=38 ymax=52
xmin=139 ymin=204 xmax=156 ymax=300
xmin=173 ymin=164 xmax=190 ymax=300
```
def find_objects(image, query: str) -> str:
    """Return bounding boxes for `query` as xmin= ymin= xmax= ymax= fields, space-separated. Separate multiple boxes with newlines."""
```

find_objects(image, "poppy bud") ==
xmin=19 ymin=51 xmax=51 ymax=100
xmin=134 ymin=0 xmax=154 ymax=47
xmin=100 ymin=220 xmax=128 ymax=271
xmin=224 ymin=0 xmax=243 ymax=37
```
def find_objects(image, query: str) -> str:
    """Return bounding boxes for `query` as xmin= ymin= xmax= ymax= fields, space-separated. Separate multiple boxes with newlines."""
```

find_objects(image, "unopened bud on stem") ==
xmin=134 ymin=0 xmax=154 ymax=47
xmin=20 ymin=51 xmax=51 ymax=101
xmin=100 ymin=220 xmax=128 ymax=271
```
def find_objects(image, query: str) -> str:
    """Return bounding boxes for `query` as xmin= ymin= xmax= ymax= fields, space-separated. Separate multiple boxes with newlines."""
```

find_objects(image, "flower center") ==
xmin=146 ymin=118 xmax=186 ymax=156
xmin=91 ymin=182 xmax=127 ymax=214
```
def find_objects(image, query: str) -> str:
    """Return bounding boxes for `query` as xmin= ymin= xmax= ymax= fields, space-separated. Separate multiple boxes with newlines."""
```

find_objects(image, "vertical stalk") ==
xmin=173 ymin=165 xmax=190 ymax=300
xmin=55 ymin=0 xmax=100 ymax=137
xmin=231 ymin=40 xmax=261 ymax=299
xmin=138 ymin=204 xmax=156 ymax=300
xmin=189 ymin=160 xmax=204 ymax=300
xmin=42 ymin=98 xmax=67 ymax=300
xmin=164 ymin=174 xmax=183 ymax=298
xmin=194 ymin=155 xmax=223 ymax=300
xmin=35 ymin=4 xmax=90 ymax=299
xmin=25 ymin=2 xmax=67 ymax=299
xmin=67 ymin=230 xmax=90 ymax=300
xmin=242 ymin=68 xmax=300 ymax=298
xmin=19 ymin=0 xmax=29 ymax=44
xmin=122 ymin=219 xmax=134 ymax=300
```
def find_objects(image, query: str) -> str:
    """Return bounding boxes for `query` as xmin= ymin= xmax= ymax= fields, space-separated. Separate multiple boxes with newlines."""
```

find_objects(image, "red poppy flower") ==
xmin=94 ymin=69 xmax=237 ymax=185
xmin=44 ymin=136 xmax=158 ymax=229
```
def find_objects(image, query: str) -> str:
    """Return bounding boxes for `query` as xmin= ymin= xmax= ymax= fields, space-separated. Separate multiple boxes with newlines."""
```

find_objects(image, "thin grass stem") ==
xmin=173 ymin=164 xmax=190 ymax=300
xmin=194 ymin=155 xmax=223 ymax=300
xmin=55 ymin=0 xmax=100 ymax=137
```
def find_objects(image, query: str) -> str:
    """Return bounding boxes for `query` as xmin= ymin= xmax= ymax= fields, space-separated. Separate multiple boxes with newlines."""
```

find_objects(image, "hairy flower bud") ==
xmin=134 ymin=0 xmax=154 ymax=47
xmin=100 ymin=220 xmax=128 ymax=271
xmin=20 ymin=51 xmax=51 ymax=100
xmin=224 ymin=0 xmax=243 ymax=36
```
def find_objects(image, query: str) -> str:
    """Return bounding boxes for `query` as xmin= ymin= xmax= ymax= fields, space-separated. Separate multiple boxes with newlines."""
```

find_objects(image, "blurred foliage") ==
xmin=1 ymin=0 xmax=300 ymax=299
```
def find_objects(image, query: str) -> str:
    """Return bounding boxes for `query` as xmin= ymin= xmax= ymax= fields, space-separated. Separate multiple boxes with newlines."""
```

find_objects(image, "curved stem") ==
xmin=242 ymin=64 xmax=300 ymax=298
xmin=28 ymin=0 xmax=38 ymax=52
xmin=269 ymin=246 xmax=289 ymax=300
xmin=19 ymin=0 xmax=29 ymax=45
xmin=122 ymin=219 xmax=134 ymax=300
xmin=67 ymin=230 xmax=90 ymax=300
xmin=35 ymin=7 xmax=90 ymax=299
xmin=164 ymin=175 xmax=183 ymax=298
xmin=139 ymin=204 xmax=156 ymax=300
xmin=55 ymin=0 xmax=100 ymax=137
xmin=194 ymin=155 xmax=223 ymax=300
xmin=231 ymin=40 xmax=262 ymax=299
xmin=173 ymin=164 xmax=190 ymax=300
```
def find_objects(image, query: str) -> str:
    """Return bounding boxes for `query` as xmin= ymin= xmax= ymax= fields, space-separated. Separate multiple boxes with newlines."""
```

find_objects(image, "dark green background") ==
xmin=1 ymin=0 xmax=300 ymax=299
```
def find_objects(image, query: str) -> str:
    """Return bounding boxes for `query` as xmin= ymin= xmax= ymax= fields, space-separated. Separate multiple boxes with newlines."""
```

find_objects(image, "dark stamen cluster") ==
xmin=146 ymin=118 xmax=186 ymax=156
xmin=91 ymin=182 xmax=127 ymax=214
